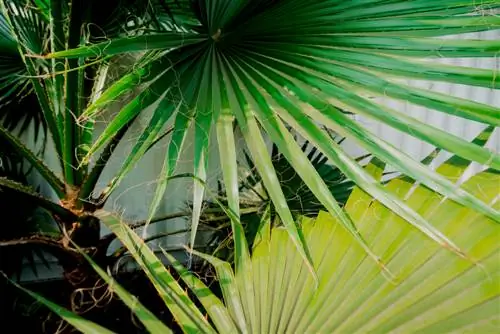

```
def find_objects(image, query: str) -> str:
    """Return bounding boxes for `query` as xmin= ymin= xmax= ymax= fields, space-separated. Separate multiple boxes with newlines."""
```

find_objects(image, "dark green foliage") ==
xmin=0 ymin=9 xmax=46 ymax=137
xmin=244 ymin=139 xmax=355 ymax=216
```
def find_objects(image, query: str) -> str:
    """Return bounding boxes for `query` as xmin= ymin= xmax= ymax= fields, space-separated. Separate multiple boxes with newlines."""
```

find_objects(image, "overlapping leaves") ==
xmin=21 ymin=133 xmax=500 ymax=333
xmin=0 ymin=0 xmax=196 ymax=283
xmin=49 ymin=0 xmax=500 ymax=270
xmin=200 ymin=139 xmax=356 ymax=262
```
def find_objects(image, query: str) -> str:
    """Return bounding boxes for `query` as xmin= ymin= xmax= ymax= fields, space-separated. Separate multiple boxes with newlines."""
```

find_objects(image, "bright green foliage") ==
xmin=1 ymin=0 xmax=499 ymax=277
xmin=2 ymin=1 xmax=499 ymax=330
xmin=25 ymin=145 xmax=500 ymax=332
xmin=0 ymin=1 xmax=210 ymax=296
xmin=198 ymin=139 xmax=356 ymax=264
xmin=198 ymin=159 xmax=499 ymax=333
xmin=49 ymin=0 xmax=500 ymax=269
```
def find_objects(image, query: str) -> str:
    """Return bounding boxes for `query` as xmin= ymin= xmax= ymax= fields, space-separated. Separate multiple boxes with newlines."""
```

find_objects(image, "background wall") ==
xmin=19 ymin=30 xmax=500 ymax=281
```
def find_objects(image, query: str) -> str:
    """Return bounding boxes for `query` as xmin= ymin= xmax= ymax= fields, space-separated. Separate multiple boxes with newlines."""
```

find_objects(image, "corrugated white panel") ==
xmin=19 ymin=30 xmax=500 ymax=281
xmin=349 ymin=29 xmax=500 ymax=179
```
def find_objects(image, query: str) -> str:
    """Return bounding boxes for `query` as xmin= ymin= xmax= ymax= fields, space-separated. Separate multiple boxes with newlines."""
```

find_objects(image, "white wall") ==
xmin=351 ymin=30 xmax=500 ymax=179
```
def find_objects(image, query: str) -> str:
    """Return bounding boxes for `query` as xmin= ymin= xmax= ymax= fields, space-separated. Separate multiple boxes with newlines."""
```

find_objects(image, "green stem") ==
xmin=64 ymin=0 xmax=86 ymax=187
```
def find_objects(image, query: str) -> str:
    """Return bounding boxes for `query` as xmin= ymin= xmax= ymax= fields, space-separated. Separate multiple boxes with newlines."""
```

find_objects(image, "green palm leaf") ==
xmin=50 ymin=0 xmax=499 ymax=268
xmin=24 ymin=149 xmax=499 ymax=333
xmin=97 ymin=211 xmax=216 ymax=334
xmin=187 ymin=154 xmax=500 ymax=332
xmin=199 ymin=138 xmax=356 ymax=265
xmin=201 ymin=157 xmax=499 ymax=333
xmin=235 ymin=139 xmax=355 ymax=215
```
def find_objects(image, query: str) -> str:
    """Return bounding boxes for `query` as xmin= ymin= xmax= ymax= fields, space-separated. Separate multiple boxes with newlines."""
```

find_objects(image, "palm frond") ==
xmin=199 ymin=156 xmax=499 ymax=332
xmin=194 ymin=138 xmax=355 ymax=264
xmin=23 ymin=145 xmax=500 ymax=333
xmin=243 ymin=139 xmax=356 ymax=214
xmin=51 ymin=0 xmax=500 ymax=268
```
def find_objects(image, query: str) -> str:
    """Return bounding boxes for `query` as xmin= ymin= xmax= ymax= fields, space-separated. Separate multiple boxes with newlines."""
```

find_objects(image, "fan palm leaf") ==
xmin=21 ymin=131 xmax=499 ymax=333
xmin=48 ymin=0 xmax=500 ymax=269
xmin=244 ymin=139 xmax=356 ymax=213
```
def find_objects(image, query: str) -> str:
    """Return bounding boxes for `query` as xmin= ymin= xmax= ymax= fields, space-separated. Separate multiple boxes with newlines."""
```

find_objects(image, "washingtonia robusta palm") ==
xmin=44 ymin=0 xmax=500 ymax=271
xmin=0 ymin=1 xmax=498 ymax=332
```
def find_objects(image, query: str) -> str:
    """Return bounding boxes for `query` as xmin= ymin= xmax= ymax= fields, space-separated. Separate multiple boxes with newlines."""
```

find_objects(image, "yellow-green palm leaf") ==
xmin=24 ymin=147 xmax=499 ymax=333
xmin=192 ymin=160 xmax=499 ymax=333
